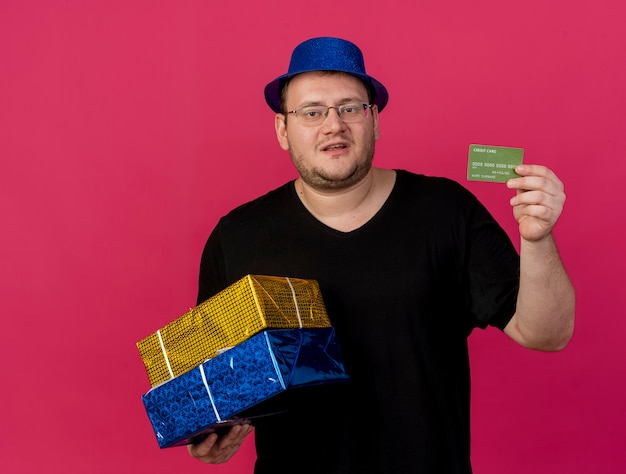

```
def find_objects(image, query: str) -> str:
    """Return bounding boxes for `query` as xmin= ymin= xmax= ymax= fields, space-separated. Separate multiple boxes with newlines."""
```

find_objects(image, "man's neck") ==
xmin=294 ymin=167 xmax=396 ymax=232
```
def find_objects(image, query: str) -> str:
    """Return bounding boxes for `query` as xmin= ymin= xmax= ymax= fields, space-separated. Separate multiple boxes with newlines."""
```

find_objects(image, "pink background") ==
xmin=1 ymin=0 xmax=625 ymax=472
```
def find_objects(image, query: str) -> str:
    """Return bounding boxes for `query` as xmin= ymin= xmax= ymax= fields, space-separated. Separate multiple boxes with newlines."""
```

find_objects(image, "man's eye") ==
xmin=303 ymin=109 xmax=322 ymax=117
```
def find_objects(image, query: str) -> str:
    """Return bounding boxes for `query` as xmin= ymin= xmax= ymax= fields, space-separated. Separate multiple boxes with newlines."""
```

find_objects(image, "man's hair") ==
xmin=279 ymin=71 xmax=376 ymax=115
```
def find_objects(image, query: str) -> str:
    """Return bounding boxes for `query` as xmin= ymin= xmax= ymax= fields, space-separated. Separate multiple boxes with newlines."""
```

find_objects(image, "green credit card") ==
xmin=467 ymin=144 xmax=524 ymax=182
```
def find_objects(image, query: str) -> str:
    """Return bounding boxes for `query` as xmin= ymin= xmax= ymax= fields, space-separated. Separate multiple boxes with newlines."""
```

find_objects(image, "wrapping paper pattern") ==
xmin=142 ymin=327 xmax=349 ymax=448
xmin=137 ymin=275 xmax=331 ymax=387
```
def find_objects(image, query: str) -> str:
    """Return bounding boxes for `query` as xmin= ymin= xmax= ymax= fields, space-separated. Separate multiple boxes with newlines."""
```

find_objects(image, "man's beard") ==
xmin=289 ymin=139 xmax=376 ymax=191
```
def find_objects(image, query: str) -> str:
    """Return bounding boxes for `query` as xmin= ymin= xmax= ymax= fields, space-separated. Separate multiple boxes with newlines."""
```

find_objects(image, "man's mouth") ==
xmin=322 ymin=143 xmax=348 ymax=151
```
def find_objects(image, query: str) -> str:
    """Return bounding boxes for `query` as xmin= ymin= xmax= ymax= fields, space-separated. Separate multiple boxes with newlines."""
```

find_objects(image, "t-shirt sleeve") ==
xmin=465 ymin=197 xmax=520 ymax=331
xmin=196 ymin=220 xmax=229 ymax=305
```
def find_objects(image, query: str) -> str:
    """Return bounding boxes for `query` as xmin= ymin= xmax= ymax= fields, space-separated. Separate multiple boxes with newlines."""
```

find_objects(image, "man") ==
xmin=188 ymin=37 xmax=575 ymax=473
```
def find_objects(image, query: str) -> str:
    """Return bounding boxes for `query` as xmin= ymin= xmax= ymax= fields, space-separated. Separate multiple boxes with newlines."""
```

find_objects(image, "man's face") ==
xmin=275 ymin=71 xmax=380 ymax=191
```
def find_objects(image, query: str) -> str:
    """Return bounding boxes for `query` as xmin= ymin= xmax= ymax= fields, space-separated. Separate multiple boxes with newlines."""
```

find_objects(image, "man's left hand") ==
xmin=507 ymin=164 xmax=566 ymax=242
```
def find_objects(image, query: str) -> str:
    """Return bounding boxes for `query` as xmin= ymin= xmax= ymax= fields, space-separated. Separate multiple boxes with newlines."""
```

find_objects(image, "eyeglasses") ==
xmin=288 ymin=102 xmax=373 ymax=126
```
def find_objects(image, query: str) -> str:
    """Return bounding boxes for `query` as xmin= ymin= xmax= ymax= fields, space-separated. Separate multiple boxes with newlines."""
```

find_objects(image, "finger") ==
xmin=510 ymin=189 xmax=560 ymax=208
xmin=187 ymin=423 xmax=254 ymax=464
xmin=516 ymin=203 xmax=556 ymax=221
xmin=215 ymin=424 xmax=252 ymax=448
xmin=508 ymin=165 xmax=563 ymax=192
xmin=188 ymin=433 xmax=219 ymax=458
xmin=513 ymin=164 xmax=557 ymax=180
xmin=507 ymin=175 xmax=562 ymax=195
xmin=211 ymin=425 xmax=253 ymax=463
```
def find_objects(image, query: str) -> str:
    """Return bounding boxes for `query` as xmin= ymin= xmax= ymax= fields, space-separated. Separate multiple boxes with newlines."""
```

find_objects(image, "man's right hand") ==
xmin=187 ymin=424 xmax=254 ymax=464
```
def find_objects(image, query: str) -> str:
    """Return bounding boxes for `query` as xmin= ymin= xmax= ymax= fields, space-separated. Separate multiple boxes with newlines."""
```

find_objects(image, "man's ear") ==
xmin=371 ymin=105 xmax=380 ymax=141
xmin=275 ymin=114 xmax=289 ymax=151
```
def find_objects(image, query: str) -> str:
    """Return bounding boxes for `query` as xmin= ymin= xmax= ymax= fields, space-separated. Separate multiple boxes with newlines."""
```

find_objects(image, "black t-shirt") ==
xmin=197 ymin=170 xmax=520 ymax=473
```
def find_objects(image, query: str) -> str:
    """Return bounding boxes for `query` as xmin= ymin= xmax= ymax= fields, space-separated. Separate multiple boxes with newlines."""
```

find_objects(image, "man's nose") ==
xmin=322 ymin=107 xmax=346 ymax=130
